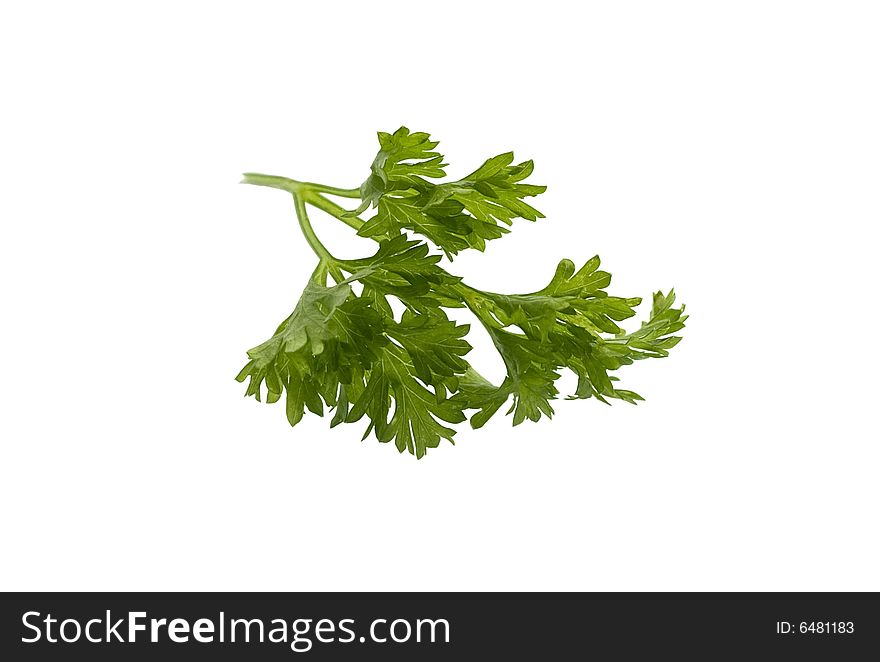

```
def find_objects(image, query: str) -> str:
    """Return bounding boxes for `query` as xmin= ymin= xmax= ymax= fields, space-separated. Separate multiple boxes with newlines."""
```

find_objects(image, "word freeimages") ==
xmin=21 ymin=611 xmax=449 ymax=652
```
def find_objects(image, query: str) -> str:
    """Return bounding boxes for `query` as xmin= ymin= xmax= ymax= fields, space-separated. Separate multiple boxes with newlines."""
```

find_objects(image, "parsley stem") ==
xmin=241 ymin=173 xmax=355 ymax=283
xmin=241 ymin=173 xmax=360 ymax=199
xmin=303 ymin=183 xmax=362 ymax=199
xmin=241 ymin=172 xmax=297 ymax=190
xmin=304 ymin=191 xmax=366 ymax=231
xmin=292 ymin=193 xmax=344 ymax=282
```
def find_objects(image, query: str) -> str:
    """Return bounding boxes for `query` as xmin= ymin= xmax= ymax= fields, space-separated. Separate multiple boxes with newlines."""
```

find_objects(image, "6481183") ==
xmin=776 ymin=621 xmax=854 ymax=635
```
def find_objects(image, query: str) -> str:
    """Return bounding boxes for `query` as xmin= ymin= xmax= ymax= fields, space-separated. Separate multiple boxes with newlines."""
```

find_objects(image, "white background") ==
xmin=1 ymin=1 xmax=878 ymax=591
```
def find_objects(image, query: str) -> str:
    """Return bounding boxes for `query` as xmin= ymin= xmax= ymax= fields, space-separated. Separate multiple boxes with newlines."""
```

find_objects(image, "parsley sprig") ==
xmin=238 ymin=127 xmax=686 ymax=458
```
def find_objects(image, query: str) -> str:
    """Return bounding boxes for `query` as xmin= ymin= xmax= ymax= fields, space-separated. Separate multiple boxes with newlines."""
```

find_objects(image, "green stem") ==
xmin=292 ymin=193 xmax=344 ymax=282
xmin=241 ymin=173 xmax=360 ymax=199
xmin=304 ymin=183 xmax=362 ymax=199
xmin=292 ymin=194 xmax=332 ymax=261
xmin=304 ymin=191 xmax=366 ymax=231
xmin=241 ymin=172 xmax=298 ymax=191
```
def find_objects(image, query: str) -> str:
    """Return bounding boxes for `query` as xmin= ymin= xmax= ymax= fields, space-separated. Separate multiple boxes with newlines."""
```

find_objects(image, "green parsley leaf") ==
xmin=338 ymin=235 xmax=462 ymax=314
xmin=346 ymin=342 xmax=467 ymax=459
xmin=359 ymin=127 xmax=447 ymax=210
xmin=356 ymin=127 xmax=546 ymax=257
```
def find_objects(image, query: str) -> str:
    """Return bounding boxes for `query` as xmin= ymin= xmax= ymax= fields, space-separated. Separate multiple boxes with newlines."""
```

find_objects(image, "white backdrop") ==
xmin=1 ymin=1 xmax=878 ymax=591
